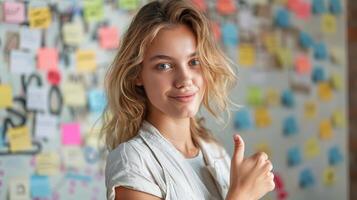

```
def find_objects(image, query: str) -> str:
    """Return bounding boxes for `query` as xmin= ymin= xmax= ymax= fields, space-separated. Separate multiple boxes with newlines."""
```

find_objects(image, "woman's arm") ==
xmin=115 ymin=187 xmax=162 ymax=200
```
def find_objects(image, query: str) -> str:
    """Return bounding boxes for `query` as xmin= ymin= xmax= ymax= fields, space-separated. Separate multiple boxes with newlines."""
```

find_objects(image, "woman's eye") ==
xmin=157 ymin=63 xmax=172 ymax=70
xmin=189 ymin=59 xmax=200 ymax=66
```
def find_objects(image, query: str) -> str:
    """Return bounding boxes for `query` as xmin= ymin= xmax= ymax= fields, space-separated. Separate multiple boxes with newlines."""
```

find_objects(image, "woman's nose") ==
xmin=174 ymin=65 xmax=193 ymax=89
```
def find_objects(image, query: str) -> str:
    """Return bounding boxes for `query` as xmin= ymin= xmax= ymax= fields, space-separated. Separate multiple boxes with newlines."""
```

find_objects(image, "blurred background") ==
xmin=0 ymin=0 xmax=354 ymax=199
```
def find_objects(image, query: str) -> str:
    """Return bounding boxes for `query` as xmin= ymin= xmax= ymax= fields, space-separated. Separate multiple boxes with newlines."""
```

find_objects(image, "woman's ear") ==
xmin=135 ymin=75 xmax=143 ymax=86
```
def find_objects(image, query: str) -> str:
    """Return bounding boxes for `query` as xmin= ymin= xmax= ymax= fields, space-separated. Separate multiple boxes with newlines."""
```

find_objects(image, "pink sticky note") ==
xmin=296 ymin=2 xmax=311 ymax=20
xmin=98 ymin=27 xmax=119 ymax=49
xmin=3 ymin=2 xmax=25 ymax=24
xmin=287 ymin=0 xmax=300 ymax=12
xmin=37 ymin=48 xmax=58 ymax=71
xmin=61 ymin=123 xmax=81 ymax=145
xmin=211 ymin=21 xmax=221 ymax=41
xmin=295 ymin=55 xmax=311 ymax=75
xmin=216 ymin=0 xmax=236 ymax=15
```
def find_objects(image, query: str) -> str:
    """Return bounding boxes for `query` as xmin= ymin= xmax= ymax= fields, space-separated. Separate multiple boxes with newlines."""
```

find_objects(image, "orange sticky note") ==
xmin=28 ymin=7 xmax=51 ymax=29
xmin=216 ymin=0 xmax=236 ymax=15
xmin=37 ymin=48 xmax=58 ymax=71
xmin=319 ymin=119 xmax=333 ymax=140
xmin=0 ymin=85 xmax=13 ymax=109
xmin=76 ymin=50 xmax=96 ymax=73
xmin=295 ymin=55 xmax=311 ymax=74
xmin=98 ymin=27 xmax=119 ymax=49
xmin=8 ymin=126 xmax=32 ymax=152
xmin=318 ymin=82 xmax=333 ymax=101
xmin=3 ymin=1 xmax=26 ymax=24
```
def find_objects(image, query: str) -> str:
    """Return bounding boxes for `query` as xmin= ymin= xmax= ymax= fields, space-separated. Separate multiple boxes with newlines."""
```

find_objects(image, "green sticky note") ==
xmin=83 ymin=0 xmax=104 ymax=22
xmin=247 ymin=87 xmax=263 ymax=106
xmin=118 ymin=0 xmax=139 ymax=10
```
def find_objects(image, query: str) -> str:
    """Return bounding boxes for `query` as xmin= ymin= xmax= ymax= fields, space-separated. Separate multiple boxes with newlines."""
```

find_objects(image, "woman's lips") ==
xmin=170 ymin=93 xmax=196 ymax=103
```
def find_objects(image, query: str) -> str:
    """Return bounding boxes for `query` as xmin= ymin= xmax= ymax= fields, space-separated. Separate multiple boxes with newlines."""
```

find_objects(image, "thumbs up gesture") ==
xmin=226 ymin=134 xmax=275 ymax=200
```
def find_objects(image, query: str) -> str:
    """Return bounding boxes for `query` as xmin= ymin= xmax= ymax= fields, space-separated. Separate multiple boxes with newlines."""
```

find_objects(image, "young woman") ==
xmin=101 ymin=0 xmax=275 ymax=199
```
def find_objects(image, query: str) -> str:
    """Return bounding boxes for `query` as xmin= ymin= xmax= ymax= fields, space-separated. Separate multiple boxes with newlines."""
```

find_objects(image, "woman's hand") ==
xmin=226 ymin=134 xmax=275 ymax=200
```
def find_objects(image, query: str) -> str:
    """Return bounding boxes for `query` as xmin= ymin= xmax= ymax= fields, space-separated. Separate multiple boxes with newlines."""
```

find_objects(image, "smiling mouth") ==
xmin=169 ymin=93 xmax=196 ymax=103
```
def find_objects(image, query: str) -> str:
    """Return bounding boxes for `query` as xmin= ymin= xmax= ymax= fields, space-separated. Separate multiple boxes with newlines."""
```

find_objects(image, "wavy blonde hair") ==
xmin=101 ymin=0 xmax=237 ymax=150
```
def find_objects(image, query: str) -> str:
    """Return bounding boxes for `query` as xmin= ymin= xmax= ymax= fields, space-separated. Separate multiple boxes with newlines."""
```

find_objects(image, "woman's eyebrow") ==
xmin=149 ymin=52 xmax=198 ymax=62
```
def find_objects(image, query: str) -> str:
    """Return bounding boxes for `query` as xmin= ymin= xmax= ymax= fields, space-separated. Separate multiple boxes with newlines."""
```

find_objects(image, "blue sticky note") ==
xmin=234 ymin=108 xmax=253 ymax=131
xmin=281 ymin=89 xmax=295 ymax=108
xmin=328 ymin=146 xmax=343 ymax=165
xmin=329 ymin=0 xmax=342 ymax=14
xmin=287 ymin=146 xmax=301 ymax=167
xmin=283 ymin=116 xmax=298 ymax=136
xmin=312 ymin=0 xmax=326 ymax=14
xmin=314 ymin=42 xmax=328 ymax=60
xmin=88 ymin=89 xmax=107 ymax=113
xmin=299 ymin=168 xmax=315 ymax=188
xmin=299 ymin=31 xmax=314 ymax=49
xmin=312 ymin=66 xmax=326 ymax=83
xmin=222 ymin=22 xmax=239 ymax=47
xmin=31 ymin=175 xmax=51 ymax=198
xmin=275 ymin=8 xmax=290 ymax=28
xmin=84 ymin=146 xmax=100 ymax=164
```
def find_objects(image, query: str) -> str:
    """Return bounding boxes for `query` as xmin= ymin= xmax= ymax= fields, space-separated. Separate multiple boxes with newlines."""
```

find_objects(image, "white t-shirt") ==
xmin=105 ymin=120 xmax=231 ymax=200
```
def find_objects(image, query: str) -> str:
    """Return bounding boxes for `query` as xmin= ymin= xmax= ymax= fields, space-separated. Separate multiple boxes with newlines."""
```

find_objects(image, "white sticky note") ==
xmin=26 ymin=87 xmax=48 ymax=111
xmin=9 ymin=177 xmax=30 ymax=200
xmin=35 ymin=113 xmax=58 ymax=139
xmin=62 ymin=146 xmax=85 ymax=169
xmin=10 ymin=50 xmax=35 ymax=75
xmin=20 ymin=27 xmax=42 ymax=51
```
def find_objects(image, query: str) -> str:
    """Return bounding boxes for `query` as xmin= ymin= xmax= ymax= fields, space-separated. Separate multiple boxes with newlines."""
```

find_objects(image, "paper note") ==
xmin=118 ymin=0 xmax=140 ymax=10
xmin=329 ymin=0 xmax=342 ymax=14
xmin=295 ymin=55 xmax=311 ymax=75
xmin=20 ymin=27 xmax=41 ymax=51
xmin=26 ymin=86 xmax=48 ymax=111
xmin=211 ymin=21 xmax=221 ymax=41
xmin=295 ymin=1 xmax=311 ymax=20
xmin=234 ymin=108 xmax=254 ymax=131
xmin=239 ymin=9 xmax=256 ymax=31
xmin=35 ymin=113 xmax=58 ymax=139
xmin=330 ymin=73 xmax=343 ymax=90
xmin=98 ymin=26 xmax=119 ymax=49
xmin=276 ymin=47 xmax=293 ymax=68
xmin=328 ymin=146 xmax=343 ymax=165
xmin=319 ymin=119 xmax=333 ymax=140
xmin=216 ymin=0 xmax=236 ymax=15
xmin=318 ymin=82 xmax=333 ymax=101
xmin=192 ymin=0 xmax=207 ymax=11
xmin=247 ymin=87 xmax=263 ymax=106
xmin=61 ymin=122 xmax=82 ymax=145
xmin=238 ymin=43 xmax=255 ymax=67
xmin=323 ymin=167 xmax=336 ymax=186
xmin=304 ymin=101 xmax=317 ymax=119
xmin=84 ymin=0 xmax=104 ymax=22
xmin=299 ymin=31 xmax=313 ymax=49
xmin=299 ymin=168 xmax=315 ymax=188
xmin=0 ymin=85 xmax=13 ymax=109
xmin=62 ymin=146 xmax=85 ymax=169
xmin=275 ymin=8 xmax=290 ymax=28
xmin=283 ymin=116 xmax=298 ymax=136
xmin=10 ymin=50 xmax=35 ymax=75
xmin=88 ymin=89 xmax=107 ymax=113
xmin=332 ymin=109 xmax=345 ymax=128
xmin=255 ymin=142 xmax=272 ymax=157
xmin=8 ymin=126 xmax=32 ymax=152
xmin=3 ymin=1 xmax=25 ymax=24
xmin=322 ymin=14 xmax=336 ymax=34
xmin=62 ymin=22 xmax=84 ymax=46
xmin=9 ymin=177 xmax=30 ymax=200
xmin=314 ymin=42 xmax=328 ymax=60
xmin=62 ymin=82 xmax=86 ymax=106
xmin=263 ymin=32 xmax=279 ymax=54
xmin=254 ymin=107 xmax=271 ymax=128
xmin=28 ymin=7 xmax=51 ymax=29
xmin=30 ymin=175 xmax=51 ymax=198
xmin=36 ymin=152 xmax=60 ymax=175
xmin=76 ymin=50 xmax=97 ymax=73
xmin=222 ymin=22 xmax=238 ymax=47
xmin=304 ymin=138 xmax=320 ymax=159
xmin=37 ymin=48 xmax=58 ymax=71
xmin=312 ymin=0 xmax=326 ymax=14
xmin=266 ymin=88 xmax=279 ymax=106
xmin=287 ymin=146 xmax=301 ymax=167
xmin=330 ymin=47 xmax=344 ymax=65
xmin=281 ymin=89 xmax=295 ymax=108
xmin=312 ymin=66 xmax=326 ymax=83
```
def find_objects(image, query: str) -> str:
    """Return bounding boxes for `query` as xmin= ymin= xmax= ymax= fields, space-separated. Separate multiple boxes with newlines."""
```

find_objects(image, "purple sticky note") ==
xmin=61 ymin=123 xmax=81 ymax=145
xmin=3 ymin=2 xmax=25 ymax=24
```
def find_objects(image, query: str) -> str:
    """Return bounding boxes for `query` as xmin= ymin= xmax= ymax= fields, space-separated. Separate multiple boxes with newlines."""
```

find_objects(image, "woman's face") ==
xmin=138 ymin=24 xmax=205 ymax=120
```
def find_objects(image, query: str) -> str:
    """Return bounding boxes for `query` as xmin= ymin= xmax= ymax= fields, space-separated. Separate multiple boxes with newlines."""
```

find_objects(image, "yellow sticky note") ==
xmin=332 ymin=109 xmax=345 ymax=128
xmin=254 ymin=107 xmax=271 ymax=128
xmin=255 ymin=142 xmax=272 ymax=158
xmin=319 ymin=119 xmax=333 ymax=140
xmin=118 ymin=0 xmax=140 ymax=10
xmin=330 ymin=47 xmax=344 ymax=65
xmin=62 ymin=22 xmax=84 ymax=46
xmin=0 ymin=85 xmax=13 ymax=108
xmin=28 ymin=7 xmax=51 ymax=29
xmin=323 ymin=167 xmax=336 ymax=186
xmin=304 ymin=138 xmax=320 ymax=159
xmin=238 ymin=43 xmax=255 ymax=67
xmin=330 ymin=73 xmax=343 ymax=91
xmin=8 ymin=126 xmax=32 ymax=152
xmin=76 ymin=50 xmax=96 ymax=73
xmin=263 ymin=32 xmax=279 ymax=54
xmin=304 ymin=101 xmax=317 ymax=119
xmin=83 ymin=0 xmax=104 ymax=22
xmin=62 ymin=82 xmax=86 ymax=106
xmin=36 ymin=152 xmax=60 ymax=175
xmin=275 ymin=47 xmax=293 ymax=68
xmin=318 ymin=82 xmax=333 ymax=101
xmin=266 ymin=88 xmax=279 ymax=106
xmin=321 ymin=14 xmax=336 ymax=34
xmin=62 ymin=146 xmax=85 ymax=169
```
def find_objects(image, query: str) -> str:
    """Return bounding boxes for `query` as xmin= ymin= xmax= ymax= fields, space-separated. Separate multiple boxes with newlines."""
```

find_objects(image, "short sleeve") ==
xmin=105 ymin=142 xmax=163 ymax=200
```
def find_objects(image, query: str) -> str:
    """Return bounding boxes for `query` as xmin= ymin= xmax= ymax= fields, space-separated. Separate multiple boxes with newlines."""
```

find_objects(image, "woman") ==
xmin=101 ymin=0 xmax=275 ymax=199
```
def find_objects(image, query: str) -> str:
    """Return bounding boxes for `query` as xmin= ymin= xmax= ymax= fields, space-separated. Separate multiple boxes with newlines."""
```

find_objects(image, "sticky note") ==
xmin=26 ymin=87 xmax=48 ymax=111
xmin=35 ymin=113 xmax=58 ymax=139
xmin=234 ymin=108 xmax=253 ymax=131
xmin=118 ymin=0 xmax=140 ymax=10
xmin=238 ymin=43 xmax=255 ymax=67
xmin=319 ymin=119 xmax=333 ymax=140
xmin=332 ymin=109 xmax=345 ymax=128
xmin=287 ymin=0 xmax=300 ymax=12
xmin=9 ymin=177 xmax=30 ymax=200
xmin=299 ymin=168 xmax=315 ymax=188
xmin=30 ymin=175 xmax=51 ymax=198
xmin=330 ymin=73 xmax=343 ymax=91
xmin=314 ymin=42 xmax=328 ymax=60
xmin=83 ymin=0 xmax=104 ymax=22
xmin=263 ymin=32 xmax=279 ymax=54
xmin=312 ymin=0 xmax=326 ymax=14
xmin=276 ymin=47 xmax=293 ymax=68
xmin=239 ymin=9 xmax=256 ymax=31
xmin=28 ymin=7 xmax=51 ymax=29
xmin=211 ymin=21 xmax=221 ymax=41
xmin=221 ymin=22 xmax=239 ymax=47
xmin=266 ymin=88 xmax=279 ymax=106
xmin=287 ymin=146 xmax=301 ymax=167
xmin=0 ymin=84 xmax=13 ymax=109
xmin=312 ymin=66 xmax=326 ymax=83
xmin=322 ymin=14 xmax=336 ymax=34
xmin=36 ymin=152 xmax=60 ymax=175
xmin=255 ymin=142 xmax=272 ymax=158
xmin=76 ymin=50 xmax=97 ymax=73
xmin=62 ymin=146 xmax=85 ymax=169
xmin=47 ymin=70 xmax=61 ymax=85
xmin=304 ymin=138 xmax=320 ymax=159
xmin=84 ymin=146 xmax=100 ymax=164
xmin=281 ymin=89 xmax=295 ymax=108
xmin=62 ymin=22 xmax=84 ymax=46
xmin=8 ymin=126 xmax=32 ymax=152
xmin=295 ymin=1 xmax=311 ymax=20
xmin=10 ymin=50 xmax=35 ymax=75
xmin=98 ymin=26 xmax=119 ymax=49
xmin=216 ymin=0 xmax=236 ymax=15
xmin=275 ymin=8 xmax=291 ymax=28
xmin=329 ymin=0 xmax=342 ymax=14
xmin=20 ymin=27 xmax=41 ymax=51
xmin=3 ymin=1 xmax=25 ymax=24
xmin=330 ymin=47 xmax=344 ymax=65
xmin=192 ymin=0 xmax=208 ymax=11
xmin=247 ymin=87 xmax=263 ymax=106
xmin=37 ymin=48 xmax=58 ymax=71
xmin=254 ymin=107 xmax=271 ymax=128
xmin=318 ymin=82 xmax=333 ymax=101
xmin=88 ymin=89 xmax=107 ymax=113
xmin=283 ymin=116 xmax=298 ymax=136
xmin=62 ymin=82 xmax=86 ymax=106
xmin=299 ymin=31 xmax=314 ymax=49
xmin=323 ymin=167 xmax=336 ymax=186
xmin=328 ymin=146 xmax=343 ymax=165
xmin=295 ymin=55 xmax=311 ymax=74
xmin=61 ymin=122 xmax=82 ymax=145
xmin=304 ymin=101 xmax=317 ymax=119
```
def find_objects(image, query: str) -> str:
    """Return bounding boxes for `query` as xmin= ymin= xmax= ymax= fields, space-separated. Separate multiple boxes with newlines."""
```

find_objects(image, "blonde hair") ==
xmin=101 ymin=0 xmax=237 ymax=150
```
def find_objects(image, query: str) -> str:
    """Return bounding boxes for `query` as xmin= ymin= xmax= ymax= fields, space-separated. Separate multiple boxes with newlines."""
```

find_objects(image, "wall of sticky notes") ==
xmin=0 ymin=0 xmax=348 ymax=200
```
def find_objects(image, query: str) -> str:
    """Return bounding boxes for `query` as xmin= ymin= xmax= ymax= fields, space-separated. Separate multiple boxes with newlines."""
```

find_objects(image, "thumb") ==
xmin=232 ymin=134 xmax=245 ymax=165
